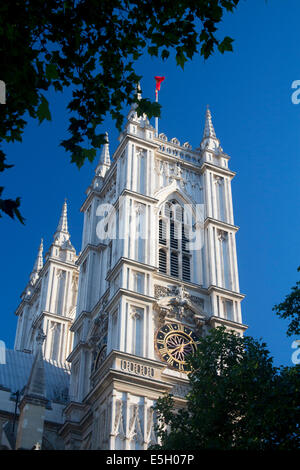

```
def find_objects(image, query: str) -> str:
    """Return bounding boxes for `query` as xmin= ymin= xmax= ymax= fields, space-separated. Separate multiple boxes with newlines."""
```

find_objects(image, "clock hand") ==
xmin=170 ymin=341 xmax=193 ymax=355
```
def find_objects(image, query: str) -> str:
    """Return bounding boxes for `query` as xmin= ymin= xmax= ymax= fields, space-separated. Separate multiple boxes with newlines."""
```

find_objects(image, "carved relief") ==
xmin=128 ymin=404 xmax=143 ymax=445
xmin=153 ymin=284 xmax=207 ymax=332
xmin=146 ymin=407 xmax=157 ymax=446
xmin=89 ymin=309 xmax=108 ymax=372
xmin=113 ymin=400 xmax=125 ymax=438
xmin=218 ymin=230 xmax=227 ymax=242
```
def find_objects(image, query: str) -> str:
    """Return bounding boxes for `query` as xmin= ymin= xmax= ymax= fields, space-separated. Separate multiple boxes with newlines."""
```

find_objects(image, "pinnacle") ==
xmin=53 ymin=200 xmax=71 ymax=246
xmin=30 ymin=238 xmax=44 ymax=283
xmin=56 ymin=200 xmax=68 ymax=234
xmin=203 ymin=106 xmax=217 ymax=139
xmin=96 ymin=132 xmax=111 ymax=174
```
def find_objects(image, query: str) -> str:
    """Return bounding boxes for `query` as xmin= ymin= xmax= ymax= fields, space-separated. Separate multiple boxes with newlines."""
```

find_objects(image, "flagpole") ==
xmin=154 ymin=76 xmax=165 ymax=138
xmin=155 ymin=89 xmax=158 ymax=137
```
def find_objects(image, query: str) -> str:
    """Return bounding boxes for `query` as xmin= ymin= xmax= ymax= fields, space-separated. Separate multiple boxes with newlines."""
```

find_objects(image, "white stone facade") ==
xmin=14 ymin=202 xmax=78 ymax=364
xmin=11 ymin=102 xmax=246 ymax=450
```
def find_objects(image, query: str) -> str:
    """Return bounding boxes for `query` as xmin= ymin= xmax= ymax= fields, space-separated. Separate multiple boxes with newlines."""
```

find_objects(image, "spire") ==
xmin=53 ymin=200 xmax=70 ymax=246
xmin=56 ymin=200 xmax=68 ymax=234
xmin=15 ymin=327 xmax=48 ymax=449
xmin=30 ymin=239 xmax=43 ymax=284
xmin=203 ymin=106 xmax=216 ymax=139
xmin=95 ymin=132 xmax=111 ymax=178
xmin=26 ymin=328 xmax=47 ymax=399
xmin=200 ymin=106 xmax=221 ymax=152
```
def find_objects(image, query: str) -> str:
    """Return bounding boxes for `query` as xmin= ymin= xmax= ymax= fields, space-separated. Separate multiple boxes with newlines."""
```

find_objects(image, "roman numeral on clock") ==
xmin=166 ymin=356 xmax=174 ymax=366
xmin=158 ymin=346 xmax=168 ymax=355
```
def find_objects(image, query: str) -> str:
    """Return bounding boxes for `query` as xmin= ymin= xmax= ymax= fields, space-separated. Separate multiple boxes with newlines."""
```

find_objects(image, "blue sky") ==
xmin=1 ymin=0 xmax=299 ymax=366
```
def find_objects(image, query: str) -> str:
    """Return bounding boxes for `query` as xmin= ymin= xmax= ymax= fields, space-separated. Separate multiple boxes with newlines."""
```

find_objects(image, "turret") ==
xmin=47 ymin=200 xmax=75 ymax=261
xmin=29 ymin=238 xmax=44 ymax=285
xmin=95 ymin=132 xmax=111 ymax=179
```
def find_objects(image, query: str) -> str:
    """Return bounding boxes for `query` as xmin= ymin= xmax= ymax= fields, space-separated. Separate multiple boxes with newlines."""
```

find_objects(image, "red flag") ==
xmin=155 ymin=76 xmax=165 ymax=91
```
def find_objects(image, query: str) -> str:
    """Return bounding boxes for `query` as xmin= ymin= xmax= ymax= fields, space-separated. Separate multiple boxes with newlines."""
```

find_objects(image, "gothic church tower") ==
xmin=14 ymin=202 xmax=79 ymax=364
xmin=61 ymin=97 xmax=246 ymax=450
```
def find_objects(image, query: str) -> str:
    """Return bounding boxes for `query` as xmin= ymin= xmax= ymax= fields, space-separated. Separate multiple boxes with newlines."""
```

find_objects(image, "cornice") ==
xmin=106 ymin=256 xmax=157 ymax=282
xmin=66 ymin=340 xmax=89 ymax=363
xmin=204 ymin=217 xmax=239 ymax=232
xmin=200 ymin=161 xmax=236 ymax=178
xmin=76 ymin=242 xmax=107 ymax=266
xmin=152 ymin=272 xmax=208 ymax=296
xmin=105 ymin=288 xmax=155 ymax=312
xmin=80 ymin=189 xmax=102 ymax=212
xmin=85 ymin=349 xmax=172 ymax=404
xmin=117 ymin=132 xmax=160 ymax=152
xmin=41 ymin=256 xmax=79 ymax=273
xmin=118 ymin=189 xmax=159 ymax=205
xmin=70 ymin=310 xmax=91 ymax=332
xmin=207 ymin=285 xmax=245 ymax=300
xmin=208 ymin=315 xmax=248 ymax=331
xmin=32 ymin=310 xmax=74 ymax=330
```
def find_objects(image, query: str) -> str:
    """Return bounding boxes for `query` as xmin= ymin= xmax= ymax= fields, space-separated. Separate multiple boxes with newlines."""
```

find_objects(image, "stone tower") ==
xmin=14 ymin=201 xmax=79 ymax=364
xmin=61 ymin=100 xmax=246 ymax=450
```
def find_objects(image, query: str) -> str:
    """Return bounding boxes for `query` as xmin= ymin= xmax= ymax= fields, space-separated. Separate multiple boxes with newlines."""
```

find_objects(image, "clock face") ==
xmin=155 ymin=323 xmax=199 ymax=372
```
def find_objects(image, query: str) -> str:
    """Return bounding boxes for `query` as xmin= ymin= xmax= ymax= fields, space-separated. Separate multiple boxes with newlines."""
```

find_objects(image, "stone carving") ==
xmin=146 ymin=407 xmax=157 ymax=446
xmin=128 ymin=404 xmax=143 ymax=444
xmin=130 ymin=307 xmax=142 ymax=320
xmin=153 ymin=284 xmax=207 ymax=330
xmin=154 ymin=285 xmax=169 ymax=299
xmin=113 ymin=400 xmax=124 ymax=436
xmin=136 ymin=147 xmax=146 ymax=159
xmin=218 ymin=230 xmax=227 ymax=242
xmin=215 ymin=176 xmax=223 ymax=186
xmin=135 ymin=202 xmax=145 ymax=215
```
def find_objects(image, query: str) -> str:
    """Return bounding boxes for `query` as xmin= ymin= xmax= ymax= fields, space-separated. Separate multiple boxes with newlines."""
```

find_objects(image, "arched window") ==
xmin=158 ymin=200 xmax=191 ymax=282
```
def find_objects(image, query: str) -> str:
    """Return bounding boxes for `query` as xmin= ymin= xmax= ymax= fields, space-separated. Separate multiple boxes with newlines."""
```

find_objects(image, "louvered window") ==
xmin=159 ymin=249 xmax=167 ymax=274
xmin=170 ymin=252 xmax=179 ymax=277
xmin=182 ymin=255 xmax=191 ymax=282
xmin=170 ymin=221 xmax=178 ymax=249
xmin=158 ymin=200 xmax=193 ymax=282
xmin=159 ymin=219 xmax=167 ymax=245
xmin=182 ymin=225 xmax=190 ymax=253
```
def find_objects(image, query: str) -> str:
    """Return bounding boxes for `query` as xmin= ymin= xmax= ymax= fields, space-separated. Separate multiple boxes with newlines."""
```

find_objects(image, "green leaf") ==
xmin=218 ymin=36 xmax=234 ymax=54
xmin=148 ymin=46 xmax=159 ymax=57
xmin=176 ymin=49 xmax=187 ymax=70
xmin=46 ymin=63 xmax=59 ymax=80
xmin=37 ymin=95 xmax=51 ymax=123
xmin=82 ymin=147 xmax=97 ymax=163
xmin=161 ymin=49 xmax=170 ymax=60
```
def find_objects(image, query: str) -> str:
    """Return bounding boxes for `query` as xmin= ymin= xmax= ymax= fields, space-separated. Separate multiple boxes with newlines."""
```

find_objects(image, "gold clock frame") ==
xmin=154 ymin=322 xmax=199 ymax=372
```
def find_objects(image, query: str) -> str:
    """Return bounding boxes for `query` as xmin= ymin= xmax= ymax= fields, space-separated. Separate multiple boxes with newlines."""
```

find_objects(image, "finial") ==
xmin=203 ymin=106 xmax=216 ymax=139
xmin=30 ymin=238 xmax=44 ymax=283
xmin=53 ymin=200 xmax=71 ymax=246
xmin=95 ymin=132 xmax=111 ymax=176
xmin=56 ymin=200 xmax=68 ymax=234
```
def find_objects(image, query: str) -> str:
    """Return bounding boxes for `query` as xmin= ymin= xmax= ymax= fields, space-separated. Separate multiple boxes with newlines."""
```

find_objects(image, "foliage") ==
xmin=273 ymin=267 xmax=300 ymax=336
xmin=153 ymin=327 xmax=300 ymax=450
xmin=0 ymin=0 xmax=242 ymax=221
